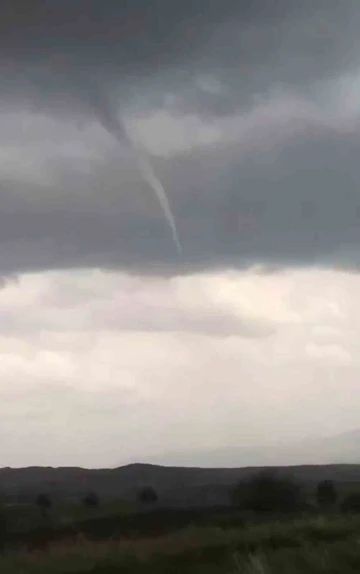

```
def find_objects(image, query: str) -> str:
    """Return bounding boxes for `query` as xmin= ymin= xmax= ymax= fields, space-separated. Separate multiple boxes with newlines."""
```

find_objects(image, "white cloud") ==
xmin=0 ymin=265 xmax=360 ymax=467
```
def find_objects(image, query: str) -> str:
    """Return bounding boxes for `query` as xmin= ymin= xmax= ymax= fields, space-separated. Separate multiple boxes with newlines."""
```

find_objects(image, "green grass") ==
xmin=2 ymin=514 xmax=360 ymax=573
xmin=3 ymin=499 xmax=133 ymax=533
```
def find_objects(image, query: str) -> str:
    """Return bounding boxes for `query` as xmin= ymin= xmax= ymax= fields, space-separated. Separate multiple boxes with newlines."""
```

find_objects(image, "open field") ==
xmin=3 ymin=464 xmax=360 ymax=572
xmin=2 ymin=514 xmax=360 ymax=573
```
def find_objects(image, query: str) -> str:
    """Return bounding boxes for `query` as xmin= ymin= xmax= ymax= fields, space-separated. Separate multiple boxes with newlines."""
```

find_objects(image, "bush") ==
xmin=232 ymin=469 xmax=304 ymax=514
xmin=137 ymin=486 xmax=158 ymax=505
xmin=82 ymin=491 xmax=100 ymax=508
xmin=36 ymin=493 xmax=52 ymax=519
xmin=316 ymin=480 xmax=338 ymax=511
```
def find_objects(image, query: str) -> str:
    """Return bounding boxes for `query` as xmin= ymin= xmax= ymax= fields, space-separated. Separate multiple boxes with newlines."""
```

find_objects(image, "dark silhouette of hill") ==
xmin=2 ymin=462 xmax=360 ymax=507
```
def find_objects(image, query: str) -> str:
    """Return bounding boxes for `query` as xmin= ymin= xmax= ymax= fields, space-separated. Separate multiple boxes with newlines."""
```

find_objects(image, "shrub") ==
xmin=137 ymin=486 xmax=158 ymax=505
xmin=316 ymin=480 xmax=338 ymax=511
xmin=232 ymin=469 xmax=304 ymax=514
xmin=36 ymin=493 xmax=52 ymax=518
xmin=82 ymin=491 xmax=100 ymax=508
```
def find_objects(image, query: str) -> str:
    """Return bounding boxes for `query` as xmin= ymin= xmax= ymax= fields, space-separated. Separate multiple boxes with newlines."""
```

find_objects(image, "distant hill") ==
xmin=151 ymin=429 xmax=360 ymax=468
xmin=2 ymin=462 xmax=360 ymax=508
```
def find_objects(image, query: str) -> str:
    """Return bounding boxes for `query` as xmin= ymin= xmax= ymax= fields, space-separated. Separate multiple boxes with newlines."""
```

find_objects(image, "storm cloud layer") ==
xmin=1 ymin=1 xmax=360 ymax=275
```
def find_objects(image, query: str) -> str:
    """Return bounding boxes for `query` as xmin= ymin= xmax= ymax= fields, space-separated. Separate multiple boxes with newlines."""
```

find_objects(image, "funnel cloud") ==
xmin=81 ymin=79 xmax=182 ymax=256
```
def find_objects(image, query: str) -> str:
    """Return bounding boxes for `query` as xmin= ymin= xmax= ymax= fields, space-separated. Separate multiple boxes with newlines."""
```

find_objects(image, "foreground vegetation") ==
xmin=2 ymin=514 xmax=360 ymax=573
xmin=2 ymin=470 xmax=360 ymax=572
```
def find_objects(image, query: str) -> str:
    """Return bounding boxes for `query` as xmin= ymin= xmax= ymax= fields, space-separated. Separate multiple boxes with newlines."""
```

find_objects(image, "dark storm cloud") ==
xmin=1 ymin=125 xmax=360 ymax=277
xmin=1 ymin=1 xmax=359 ymax=116
xmin=0 ymin=0 xmax=360 ymax=276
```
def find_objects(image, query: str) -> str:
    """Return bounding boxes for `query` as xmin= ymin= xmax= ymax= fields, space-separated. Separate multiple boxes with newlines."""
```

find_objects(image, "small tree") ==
xmin=36 ymin=493 xmax=52 ymax=519
xmin=232 ymin=469 xmax=304 ymax=514
xmin=137 ymin=486 xmax=158 ymax=506
xmin=316 ymin=480 xmax=337 ymax=511
xmin=82 ymin=491 xmax=100 ymax=509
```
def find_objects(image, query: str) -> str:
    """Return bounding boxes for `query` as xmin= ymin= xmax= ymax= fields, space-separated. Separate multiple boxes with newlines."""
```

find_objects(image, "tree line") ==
xmin=2 ymin=470 xmax=360 ymax=549
xmin=231 ymin=469 xmax=360 ymax=514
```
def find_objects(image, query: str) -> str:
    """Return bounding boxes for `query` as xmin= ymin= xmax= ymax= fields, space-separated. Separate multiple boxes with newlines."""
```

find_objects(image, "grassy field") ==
xmin=2 ymin=473 xmax=360 ymax=572
xmin=2 ymin=499 xmax=134 ymax=533
xmin=2 ymin=514 xmax=360 ymax=573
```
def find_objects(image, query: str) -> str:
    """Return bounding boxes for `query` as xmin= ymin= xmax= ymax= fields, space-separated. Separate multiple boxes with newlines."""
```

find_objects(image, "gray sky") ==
xmin=1 ymin=1 xmax=360 ymax=468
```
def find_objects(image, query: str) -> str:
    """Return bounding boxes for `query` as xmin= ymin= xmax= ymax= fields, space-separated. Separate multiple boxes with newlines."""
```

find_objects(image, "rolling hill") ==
xmin=2 ymin=461 xmax=360 ymax=508
xmin=1 ymin=429 xmax=360 ymax=507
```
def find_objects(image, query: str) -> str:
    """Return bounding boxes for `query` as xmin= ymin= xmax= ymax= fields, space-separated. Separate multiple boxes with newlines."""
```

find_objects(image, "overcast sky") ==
xmin=1 ymin=1 xmax=360 ymax=468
